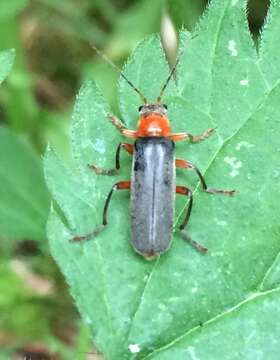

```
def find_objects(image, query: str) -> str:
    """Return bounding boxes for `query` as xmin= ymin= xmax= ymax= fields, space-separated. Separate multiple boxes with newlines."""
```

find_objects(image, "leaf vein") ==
xmin=143 ymin=287 xmax=280 ymax=359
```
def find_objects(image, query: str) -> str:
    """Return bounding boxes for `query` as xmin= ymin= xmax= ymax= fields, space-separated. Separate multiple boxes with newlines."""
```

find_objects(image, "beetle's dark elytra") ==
xmin=131 ymin=137 xmax=175 ymax=258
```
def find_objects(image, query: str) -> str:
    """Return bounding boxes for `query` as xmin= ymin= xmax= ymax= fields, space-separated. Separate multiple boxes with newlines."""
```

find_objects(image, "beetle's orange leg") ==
xmin=176 ymin=186 xmax=207 ymax=253
xmin=122 ymin=129 xmax=138 ymax=138
xmin=176 ymin=159 xmax=235 ymax=196
xmin=109 ymin=115 xmax=138 ymax=139
xmin=88 ymin=143 xmax=133 ymax=176
xmin=71 ymin=181 xmax=131 ymax=243
xmin=168 ymin=128 xmax=215 ymax=143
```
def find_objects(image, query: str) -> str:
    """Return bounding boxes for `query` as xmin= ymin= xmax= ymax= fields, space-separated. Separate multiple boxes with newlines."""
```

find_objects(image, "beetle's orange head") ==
xmin=136 ymin=103 xmax=171 ymax=137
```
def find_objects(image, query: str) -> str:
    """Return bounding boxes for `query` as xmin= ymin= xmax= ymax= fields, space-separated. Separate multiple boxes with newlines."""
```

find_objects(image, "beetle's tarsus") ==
xmin=109 ymin=115 xmax=126 ymax=132
xmin=189 ymin=127 xmax=216 ymax=143
xmin=205 ymin=188 xmax=236 ymax=196
xmin=88 ymin=164 xmax=118 ymax=176
xmin=180 ymin=230 xmax=208 ymax=253
xmin=71 ymin=225 xmax=105 ymax=243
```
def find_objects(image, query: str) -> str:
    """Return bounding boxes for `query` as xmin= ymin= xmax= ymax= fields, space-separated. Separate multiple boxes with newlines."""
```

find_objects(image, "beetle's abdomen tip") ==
xmin=143 ymin=250 xmax=158 ymax=261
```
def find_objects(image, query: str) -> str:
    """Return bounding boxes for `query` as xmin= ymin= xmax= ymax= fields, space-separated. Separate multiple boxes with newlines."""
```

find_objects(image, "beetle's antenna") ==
xmin=156 ymin=34 xmax=198 ymax=103
xmin=156 ymin=55 xmax=181 ymax=103
xmin=90 ymin=43 xmax=148 ymax=104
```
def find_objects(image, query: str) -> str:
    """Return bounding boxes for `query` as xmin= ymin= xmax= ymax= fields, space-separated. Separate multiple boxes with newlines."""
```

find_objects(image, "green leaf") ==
xmin=45 ymin=0 xmax=280 ymax=358
xmin=0 ymin=49 xmax=15 ymax=84
xmin=0 ymin=127 xmax=50 ymax=241
xmin=149 ymin=288 xmax=280 ymax=359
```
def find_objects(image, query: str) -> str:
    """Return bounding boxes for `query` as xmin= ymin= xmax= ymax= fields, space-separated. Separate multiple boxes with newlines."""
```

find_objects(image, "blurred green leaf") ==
xmin=108 ymin=0 xmax=165 ymax=55
xmin=0 ymin=260 xmax=50 ymax=348
xmin=167 ymin=0 xmax=206 ymax=30
xmin=0 ymin=49 xmax=15 ymax=85
xmin=0 ymin=0 xmax=27 ymax=21
xmin=0 ymin=47 xmax=49 ymax=242
xmin=0 ymin=261 xmax=25 ymax=307
xmin=45 ymin=0 xmax=280 ymax=358
xmin=0 ymin=127 xmax=50 ymax=241
xmin=37 ymin=0 xmax=107 ymax=44
xmin=0 ymin=17 xmax=41 ymax=144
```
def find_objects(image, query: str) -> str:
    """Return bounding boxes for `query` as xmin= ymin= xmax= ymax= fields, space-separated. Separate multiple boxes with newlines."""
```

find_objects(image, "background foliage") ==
xmin=0 ymin=0 xmax=273 ymax=359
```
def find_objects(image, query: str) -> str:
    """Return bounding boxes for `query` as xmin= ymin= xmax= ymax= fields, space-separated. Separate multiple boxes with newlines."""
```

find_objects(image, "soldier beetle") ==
xmin=72 ymin=41 xmax=235 ymax=259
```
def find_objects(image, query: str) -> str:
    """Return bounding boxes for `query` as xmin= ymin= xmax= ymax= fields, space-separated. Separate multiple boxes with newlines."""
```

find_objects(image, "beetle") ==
xmin=72 ymin=43 xmax=235 ymax=259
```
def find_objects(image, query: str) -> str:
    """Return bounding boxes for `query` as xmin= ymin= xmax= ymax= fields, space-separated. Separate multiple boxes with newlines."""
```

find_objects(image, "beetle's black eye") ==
xmin=138 ymin=105 xmax=144 ymax=112
xmin=163 ymin=104 xmax=168 ymax=110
